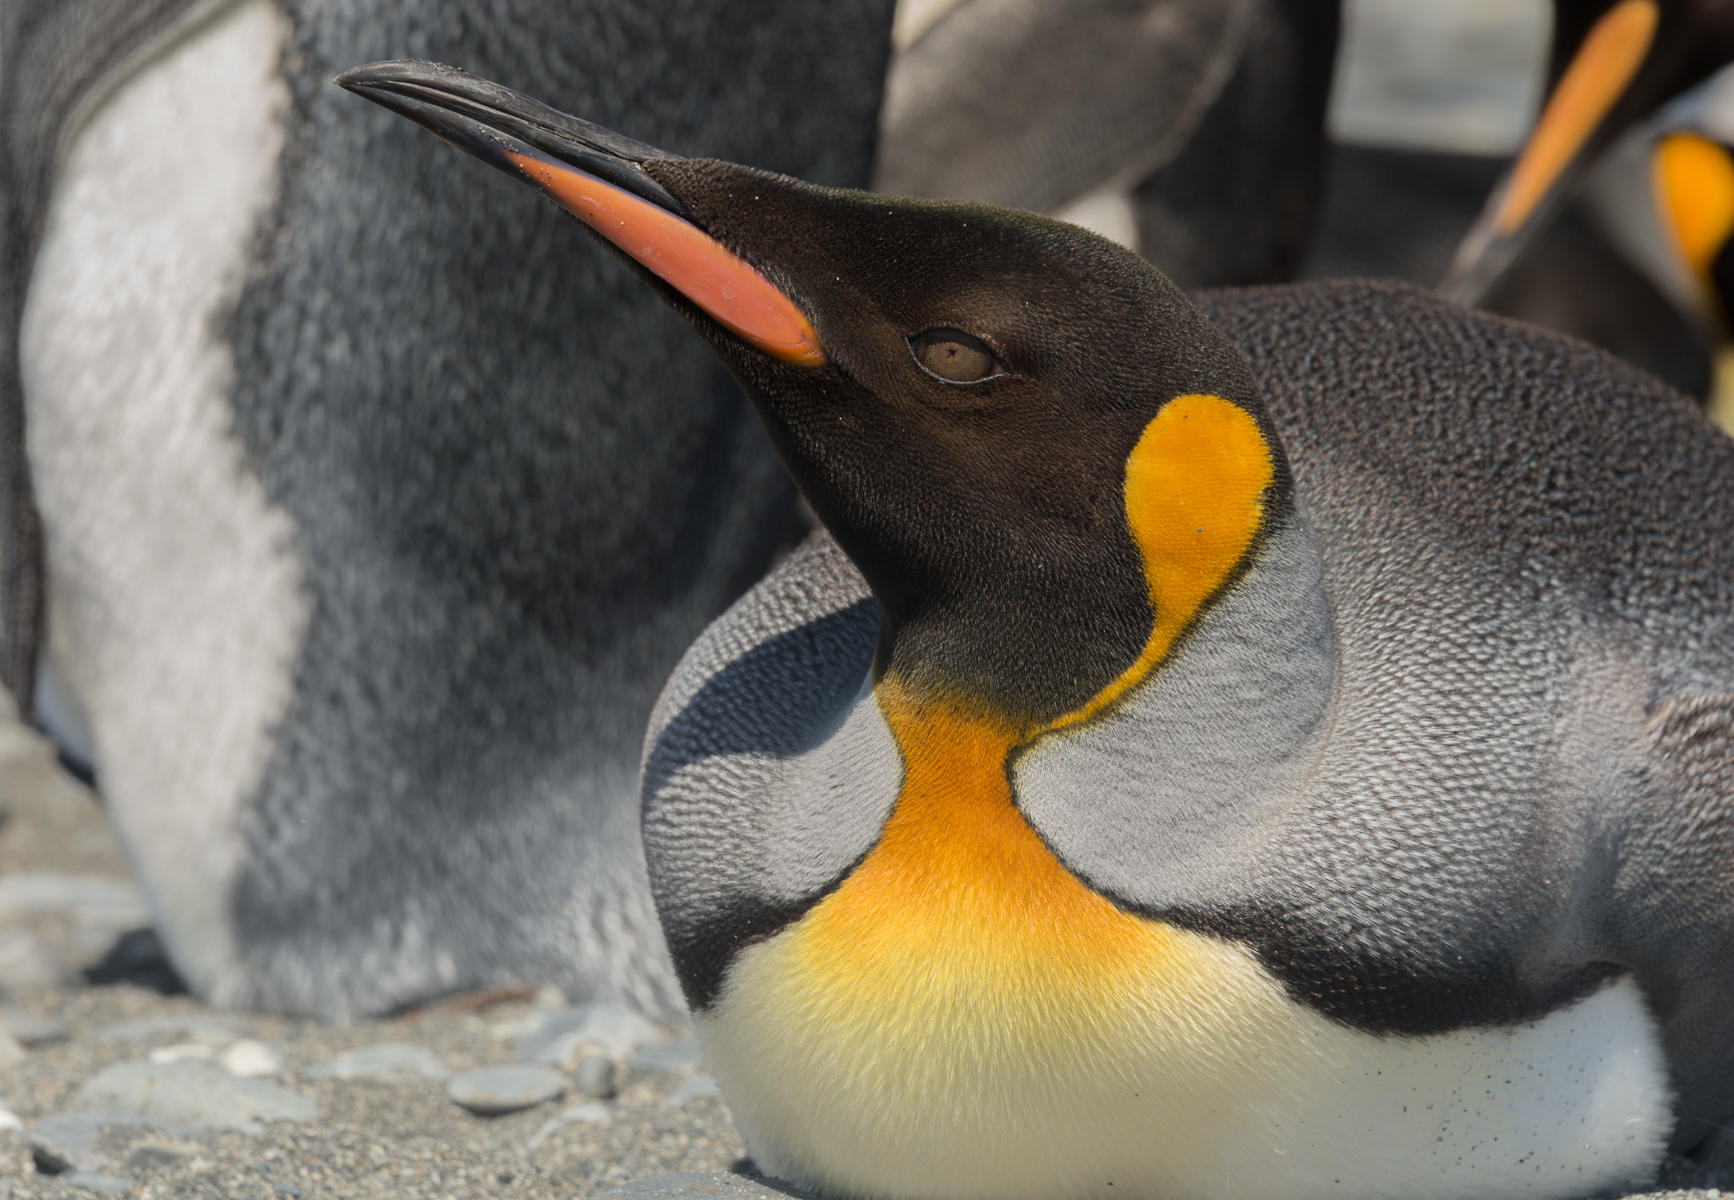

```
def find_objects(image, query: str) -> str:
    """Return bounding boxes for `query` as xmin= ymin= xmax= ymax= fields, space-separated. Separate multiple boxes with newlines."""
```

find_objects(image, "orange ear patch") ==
xmin=504 ymin=149 xmax=826 ymax=367
xmin=1045 ymin=393 xmax=1274 ymax=732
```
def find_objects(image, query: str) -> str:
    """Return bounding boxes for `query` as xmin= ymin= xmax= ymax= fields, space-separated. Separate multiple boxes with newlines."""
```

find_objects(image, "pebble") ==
xmin=574 ymin=1052 xmax=617 ymax=1100
xmin=593 ymin=1172 xmax=808 ymax=1200
xmin=447 ymin=1065 xmax=566 ymax=1116
xmin=524 ymin=1101 xmax=611 ymax=1151
xmin=0 ymin=1108 xmax=20 ymax=1133
xmin=220 ymin=1038 xmax=285 ymax=1078
xmin=668 ymin=1074 xmax=721 ymax=1105
xmin=0 ymin=873 xmax=147 ymax=923
xmin=94 ymin=1014 xmax=243 ymax=1044
xmin=148 ymin=1041 xmax=214 ymax=1064
xmin=305 ymin=1041 xmax=449 ymax=1082
xmin=632 ymin=1035 xmax=706 ymax=1072
xmin=74 ymin=1060 xmax=317 ymax=1130
xmin=0 ymin=1028 xmax=22 ymax=1069
xmin=29 ymin=1112 xmax=114 ymax=1173
xmin=516 ymin=1002 xmax=666 ymax=1067
xmin=60 ymin=1173 xmax=135 ymax=1195
xmin=1 ymin=1010 xmax=69 ymax=1047
xmin=0 ymin=929 xmax=74 ymax=991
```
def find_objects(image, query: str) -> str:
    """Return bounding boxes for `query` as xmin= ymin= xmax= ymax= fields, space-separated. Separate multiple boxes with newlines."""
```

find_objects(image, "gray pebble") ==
xmin=524 ymin=1101 xmax=611 ymax=1151
xmin=29 ymin=1112 xmax=114 ymax=1173
xmin=574 ymin=1053 xmax=617 ymax=1100
xmin=0 ymin=1028 xmax=22 ymax=1069
xmin=668 ymin=1074 xmax=721 ymax=1105
xmin=593 ymin=1171 xmax=813 ymax=1200
xmin=305 ymin=1041 xmax=449 ymax=1082
xmin=1 ymin=1010 xmax=69 ymax=1047
xmin=516 ymin=1002 xmax=666 ymax=1065
xmin=0 ymin=929 xmax=74 ymax=991
xmin=632 ymin=1036 xmax=706 ymax=1072
xmin=0 ymin=873 xmax=147 ymax=923
xmin=94 ymin=1014 xmax=244 ymax=1045
xmin=75 ymin=1060 xmax=316 ymax=1130
xmin=61 ymin=1173 xmax=135 ymax=1195
xmin=447 ymin=1065 xmax=565 ymax=1116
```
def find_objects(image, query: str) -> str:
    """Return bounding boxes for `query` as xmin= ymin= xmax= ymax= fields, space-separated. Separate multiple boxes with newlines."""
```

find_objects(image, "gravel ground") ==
xmin=0 ymin=696 xmax=759 ymax=1200
xmin=4 ymin=696 xmax=1732 ymax=1200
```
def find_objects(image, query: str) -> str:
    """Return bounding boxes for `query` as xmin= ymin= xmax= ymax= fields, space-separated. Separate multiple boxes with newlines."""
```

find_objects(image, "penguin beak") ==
xmin=335 ymin=60 xmax=826 ymax=367
xmin=1440 ymin=0 xmax=1663 ymax=304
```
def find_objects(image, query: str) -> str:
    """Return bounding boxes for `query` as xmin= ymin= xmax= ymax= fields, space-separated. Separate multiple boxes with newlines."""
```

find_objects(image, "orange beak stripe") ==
xmin=505 ymin=149 xmax=826 ymax=367
xmin=1494 ymin=0 xmax=1659 ymax=235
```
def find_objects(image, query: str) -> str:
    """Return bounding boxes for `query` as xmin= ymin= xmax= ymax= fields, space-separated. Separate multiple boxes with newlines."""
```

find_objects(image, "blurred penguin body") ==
xmin=877 ymin=0 xmax=1340 ymax=287
xmin=5 ymin=0 xmax=893 ymax=1018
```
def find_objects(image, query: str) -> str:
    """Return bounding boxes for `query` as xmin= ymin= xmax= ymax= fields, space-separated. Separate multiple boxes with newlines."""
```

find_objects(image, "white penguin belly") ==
xmin=703 ymin=931 xmax=1670 ymax=1200
xmin=18 ymin=0 xmax=304 ymax=999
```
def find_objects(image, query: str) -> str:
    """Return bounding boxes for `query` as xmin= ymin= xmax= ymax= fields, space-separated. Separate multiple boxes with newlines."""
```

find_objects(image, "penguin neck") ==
xmin=871 ymin=391 xmax=1310 ymax=733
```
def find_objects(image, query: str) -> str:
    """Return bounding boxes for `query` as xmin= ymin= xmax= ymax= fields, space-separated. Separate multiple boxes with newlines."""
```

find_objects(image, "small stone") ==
xmin=94 ymin=1015 xmax=242 ymax=1045
xmin=447 ymin=1065 xmax=565 ymax=1116
xmin=219 ymin=1039 xmax=283 ymax=1078
xmin=593 ymin=1172 xmax=813 ymax=1200
xmin=305 ymin=1042 xmax=448 ymax=1083
xmin=524 ymin=1102 xmax=611 ymax=1151
xmin=0 ymin=1028 xmax=23 ymax=1069
xmin=75 ymin=1060 xmax=316 ymax=1130
xmin=516 ymin=1003 xmax=665 ymax=1066
xmin=61 ymin=1172 xmax=134 ymax=1195
xmin=0 ymin=1109 xmax=21 ymax=1133
xmin=631 ymin=1036 xmax=705 ymax=1072
xmin=30 ymin=1112 xmax=112 ymax=1173
xmin=0 ymin=874 xmax=147 ymax=924
xmin=573 ymin=1053 xmax=616 ymax=1100
xmin=668 ymin=1073 xmax=721 ymax=1104
xmin=1 ymin=1011 xmax=69 ymax=1047
xmin=0 ymin=930 xmax=74 ymax=992
xmin=123 ymin=1138 xmax=201 ymax=1172
xmin=148 ymin=1042 xmax=213 ymax=1065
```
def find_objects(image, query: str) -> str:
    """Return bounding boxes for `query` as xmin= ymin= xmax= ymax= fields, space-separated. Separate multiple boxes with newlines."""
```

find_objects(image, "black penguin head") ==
xmin=339 ymin=61 xmax=1287 ymax=727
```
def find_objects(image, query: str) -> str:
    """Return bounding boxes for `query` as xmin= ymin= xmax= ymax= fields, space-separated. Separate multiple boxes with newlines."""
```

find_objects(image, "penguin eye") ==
xmin=909 ymin=328 xmax=1003 ymax=383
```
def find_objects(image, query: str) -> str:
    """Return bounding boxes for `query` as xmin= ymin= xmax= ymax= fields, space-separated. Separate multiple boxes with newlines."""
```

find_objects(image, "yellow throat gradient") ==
xmin=704 ymin=395 xmax=1283 ymax=1185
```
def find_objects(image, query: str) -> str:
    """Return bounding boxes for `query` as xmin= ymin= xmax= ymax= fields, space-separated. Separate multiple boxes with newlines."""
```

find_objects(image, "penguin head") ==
xmin=339 ymin=61 xmax=1287 ymax=727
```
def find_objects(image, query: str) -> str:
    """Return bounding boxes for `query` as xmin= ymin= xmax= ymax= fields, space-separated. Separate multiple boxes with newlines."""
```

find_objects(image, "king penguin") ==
xmin=3 ymin=0 xmax=892 ymax=1019
xmin=345 ymin=59 xmax=1734 ymax=1200
xmin=1444 ymin=0 xmax=1734 ymax=304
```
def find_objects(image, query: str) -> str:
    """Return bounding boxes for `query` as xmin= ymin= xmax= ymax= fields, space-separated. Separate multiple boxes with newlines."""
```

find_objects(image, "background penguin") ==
xmin=1442 ymin=0 xmax=1734 ymax=305
xmin=2 ymin=0 xmax=893 ymax=1019
xmin=345 ymin=60 xmax=1734 ymax=1198
xmin=876 ymin=0 xmax=1341 ymax=286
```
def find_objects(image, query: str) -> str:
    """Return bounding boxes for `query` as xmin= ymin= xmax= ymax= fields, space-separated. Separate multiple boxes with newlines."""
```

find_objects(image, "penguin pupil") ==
xmin=912 ymin=328 xmax=997 ymax=382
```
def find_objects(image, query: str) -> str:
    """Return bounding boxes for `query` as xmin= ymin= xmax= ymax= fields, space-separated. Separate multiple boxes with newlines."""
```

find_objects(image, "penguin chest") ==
xmin=697 ymin=713 xmax=1672 ymax=1200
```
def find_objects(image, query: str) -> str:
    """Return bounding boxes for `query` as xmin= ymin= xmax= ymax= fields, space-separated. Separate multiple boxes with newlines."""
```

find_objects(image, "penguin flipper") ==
xmin=1 ymin=0 xmax=217 ymax=714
